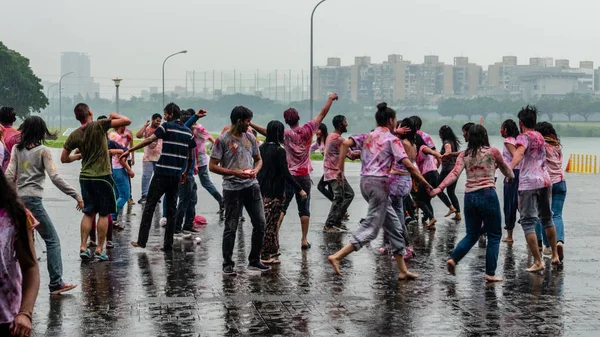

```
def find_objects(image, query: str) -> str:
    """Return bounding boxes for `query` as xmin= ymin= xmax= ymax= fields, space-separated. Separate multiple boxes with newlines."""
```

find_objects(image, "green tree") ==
xmin=0 ymin=42 xmax=48 ymax=118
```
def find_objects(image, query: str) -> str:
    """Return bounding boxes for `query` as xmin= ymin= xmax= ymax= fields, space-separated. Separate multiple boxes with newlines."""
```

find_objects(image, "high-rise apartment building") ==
xmin=60 ymin=52 xmax=100 ymax=99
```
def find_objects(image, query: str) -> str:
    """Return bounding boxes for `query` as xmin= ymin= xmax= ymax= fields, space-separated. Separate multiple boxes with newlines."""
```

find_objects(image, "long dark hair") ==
xmin=501 ymin=119 xmax=520 ymax=139
xmin=317 ymin=123 xmax=328 ymax=145
xmin=0 ymin=169 xmax=29 ymax=255
xmin=465 ymin=125 xmax=490 ymax=157
xmin=17 ymin=116 xmax=57 ymax=150
xmin=376 ymin=102 xmax=396 ymax=127
xmin=399 ymin=118 xmax=417 ymax=144
xmin=439 ymin=125 xmax=460 ymax=151
xmin=535 ymin=121 xmax=560 ymax=146
xmin=265 ymin=120 xmax=285 ymax=145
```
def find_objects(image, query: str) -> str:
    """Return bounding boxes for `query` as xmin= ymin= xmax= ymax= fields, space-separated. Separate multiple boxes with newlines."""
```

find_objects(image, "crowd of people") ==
xmin=0 ymin=98 xmax=567 ymax=335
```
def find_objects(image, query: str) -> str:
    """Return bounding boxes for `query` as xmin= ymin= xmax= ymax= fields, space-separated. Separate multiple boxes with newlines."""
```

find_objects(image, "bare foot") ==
xmin=398 ymin=271 xmax=419 ymax=280
xmin=447 ymin=259 xmax=456 ymax=275
xmin=452 ymin=213 xmax=462 ymax=222
xmin=328 ymin=255 xmax=343 ymax=275
xmin=557 ymin=242 xmax=564 ymax=262
xmin=261 ymin=259 xmax=275 ymax=264
xmin=485 ymin=275 xmax=504 ymax=282
xmin=551 ymin=257 xmax=561 ymax=265
xmin=131 ymin=241 xmax=144 ymax=248
xmin=501 ymin=237 xmax=513 ymax=243
xmin=427 ymin=218 xmax=437 ymax=231
xmin=526 ymin=263 xmax=544 ymax=272
xmin=444 ymin=207 xmax=457 ymax=217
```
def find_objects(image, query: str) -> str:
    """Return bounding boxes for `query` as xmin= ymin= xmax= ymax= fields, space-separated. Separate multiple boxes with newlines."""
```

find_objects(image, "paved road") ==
xmin=29 ymin=149 xmax=600 ymax=336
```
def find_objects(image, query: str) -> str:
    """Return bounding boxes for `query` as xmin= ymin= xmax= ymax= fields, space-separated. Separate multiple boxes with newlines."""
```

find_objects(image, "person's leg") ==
xmin=325 ymin=179 xmax=344 ymax=229
xmin=552 ymin=181 xmax=567 ymax=244
xmin=417 ymin=173 xmax=436 ymax=225
xmin=382 ymin=202 xmax=418 ymax=279
xmin=135 ymin=175 xmax=165 ymax=247
xmin=432 ymin=170 xmax=452 ymax=209
xmin=112 ymin=168 xmax=130 ymax=221
xmin=295 ymin=175 xmax=312 ymax=247
xmin=539 ymin=186 xmax=559 ymax=264
xmin=438 ymin=169 xmax=456 ymax=213
xmin=89 ymin=216 xmax=97 ymax=244
xmin=261 ymin=197 xmax=279 ymax=261
xmin=317 ymin=175 xmax=334 ymax=201
xmin=222 ymin=189 xmax=241 ymax=269
xmin=390 ymin=195 xmax=410 ymax=247
xmin=340 ymin=178 xmax=355 ymax=219
xmin=163 ymin=176 xmax=179 ymax=250
xmin=107 ymin=216 xmax=113 ymax=242
xmin=175 ymin=175 xmax=193 ymax=233
xmin=22 ymin=197 xmax=65 ymax=291
xmin=242 ymin=184 xmax=266 ymax=265
xmin=95 ymin=215 xmax=109 ymax=255
xmin=92 ymin=174 xmax=116 ymax=256
xmin=449 ymin=192 xmax=482 ymax=268
xmin=518 ymin=189 xmax=545 ymax=271
xmin=446 ymin=180 xmax=460 ymax=213
xmin=78 ymin=177 xmax=96 ymax=253
xmin=502 ymin=170 xmax=519 ymax=242
xmin=198 ymin=165 xmax=224 ymax=209
xmin=140 ymin=161 xmax=154 ymax=199
xmin=184 ymin=179 xmax=198 ymax=230
xmin=482 ymin=189 xmax=503 ymax=281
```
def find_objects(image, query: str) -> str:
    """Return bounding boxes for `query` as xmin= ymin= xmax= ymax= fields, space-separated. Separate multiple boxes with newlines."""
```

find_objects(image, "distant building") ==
xmin=555 ymin=59 xmax=570 ymax=68
xmin=453 ymin=57 xmax=481 ymax=97
xmin=60 ymin=52 xmax=100 ymax=99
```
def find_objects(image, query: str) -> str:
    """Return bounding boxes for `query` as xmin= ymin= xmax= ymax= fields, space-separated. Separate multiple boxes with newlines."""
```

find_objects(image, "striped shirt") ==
xmin=153 ymin=121 xmax=196 ymax=176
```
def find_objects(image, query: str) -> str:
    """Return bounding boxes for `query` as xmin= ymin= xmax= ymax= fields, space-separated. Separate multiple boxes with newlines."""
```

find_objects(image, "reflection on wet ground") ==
xmin=32 ymin=150 xmax=600 ymax=336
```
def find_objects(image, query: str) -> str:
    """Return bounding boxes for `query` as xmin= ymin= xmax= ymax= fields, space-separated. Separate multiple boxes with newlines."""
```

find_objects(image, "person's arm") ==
xmin=107 ymin=112 xmax=131 ymax=129
xmin=127 ymin=133 xmax=135 ymax=165
xmin=60 ymin=148 xmax=81 ymax=164
xmin=208 ymin=139 xmax=253 ymax=179
xmin=314 ymin=93 xmax=339 ymax=125
xmin=185 ymin=109 xmax=206 ymax=128
xmin=12 ymin=220 xmax=39 ymax=337
xmin=249 ymin=122 xmax=266 ymax=137
xmin=109 ymin=148 xmax=124 ymax=157
xmin=43 ymin=149 xmax=82 ymax=202
xmin=401 ymin=158 xmax=430 ymax=188
xmin=5 ymin=148 xmax=17 ymax=182
xmin=337 ymin=138 xmax=356 ymax=176
xmin=509 ymin=146 xmax=525 ymax=170
xmin=181 ymin=148 xmax=193 ymax=184
xmin=119 ymin=155 xmax=135 ymax=178
xmin=136 ymin=122 xmax=149 ymax=139
xmin=431 ymin=153 xmax=466 ymax=196
xmin=423 ymin=146 xmax=442 ymax=167
xmin=493 ymin=148 xmax=515 ymax=179
xmin=310 ymin=141 xmax=320 ymax=154
xmin=505 ymin=142 xmax=517 ymax=158
xmin=120 ymin=134 xmax=158 ymax=161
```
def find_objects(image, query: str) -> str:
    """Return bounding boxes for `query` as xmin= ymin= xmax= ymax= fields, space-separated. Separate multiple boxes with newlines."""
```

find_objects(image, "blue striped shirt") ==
xmin=153 ymin=121 xmax=196 ymax=176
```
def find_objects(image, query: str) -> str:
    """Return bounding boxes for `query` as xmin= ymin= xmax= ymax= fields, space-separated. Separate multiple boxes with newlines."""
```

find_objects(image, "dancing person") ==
xmin=328 ymin=103 xmax=425 ymax=280
xmin=500 ymin=119 xmax=520 ymax=243
xmin=5 ymin=116 xmax=78 ymax=295
xmin=185 ymin=108 xmax=225 ymax=218
xmin=323 ymin=115 xmax=356 ymax=232
xmin=430 ymin=125 xmax=514 ymax=282
xmin=126 ymin=103 xmax=196 ymax=251
xmin=122 ymin=126 xmax=135 ymax=206
xmin=108 ymin=126 xmax=135 ymax=229
xmin=415 ymin=134 xmax=444 ymax=229
xmin=534 ymin=122 xmax=566 ymax=261
xmin=257 ymin=120 xmax=307 ymax=264
xmin=251 ymin=93 xmax=339 ymax=250
xmin=312 ymin=123 xmax=334 ymax=202
xmin=0 ymin=169 xmax=40 ymax=337
xmin=136 ymin=114 xmax=163 ymax=204
xmin=62 ymin=104 xmax=131 ymax=261
xmin=438 ymin=125 xmax=461 ymax=221
xmin=508 ymin=105 xmax=560 ymax=271
xmin=0 ymin=125 xmax=8 ymax=172
xmin=398 ymin=119 xmax=418 ymax=225
xmin=0 ymin=107 xmax=20 ymax=171
xmin=210 ymin=106 xmax=269 ymax=275
xmin=410 ymin=115 xmax=436 ymax=149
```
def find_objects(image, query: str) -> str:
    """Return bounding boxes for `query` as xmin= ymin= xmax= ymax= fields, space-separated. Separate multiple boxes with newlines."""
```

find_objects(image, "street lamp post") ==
xmin=112 ymin=78 xmax=122 ymax=113
xmin=46 ymin=83 xmax=58 ymax=127
xmin=162 ymin=50 xmax=188 ymax=109
xmin=310 ymin=0 xmax=327 ymax=120
xmin=58 ymin=72 xmax=74 ymax=134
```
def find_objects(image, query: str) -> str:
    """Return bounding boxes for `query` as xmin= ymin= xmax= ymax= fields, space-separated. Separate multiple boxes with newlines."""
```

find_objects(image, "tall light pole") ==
xmin=112 ymin=78 xmax=122 ymax=113
xmin=310 ymin=0 xmax=327 ymax=119
xmin=58 ymin=71 xmax=74 ymax=134
xmin=45 ymin=83 xmax=58 ymax=127
xmin=162 ymin=50 xmax=187 ymax=109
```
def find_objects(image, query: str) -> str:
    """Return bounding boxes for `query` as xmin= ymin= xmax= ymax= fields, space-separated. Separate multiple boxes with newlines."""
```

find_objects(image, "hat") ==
xmin=193 ymin=215 xmax=207 ymax=226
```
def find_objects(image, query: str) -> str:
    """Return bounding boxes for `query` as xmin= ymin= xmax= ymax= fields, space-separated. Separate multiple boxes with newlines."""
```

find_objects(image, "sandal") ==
xmin=301 ymin=242 xmax=311 ymax=250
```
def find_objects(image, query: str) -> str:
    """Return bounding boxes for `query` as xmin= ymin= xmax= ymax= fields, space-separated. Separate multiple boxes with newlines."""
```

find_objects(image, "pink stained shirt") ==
xmin=283 ymin=119 xmax=319 ymax=176
xmin=142 ymin=126 xmax=162 ymax=162
xmin=544 ymin=143 xmax=564 ymax=184
xmin=516 ymin=131 xmax=552 ymax=191
xmin=417 ymin=130 xmax=436 ymax=149
xmin=108 ymin=131 xmax=128 ymax=169
xmin=416 ymin=146 xmax=438 ymax=175
xmin=192 ymin=123 xmax=212 ymax=167
xmin=323 ymin=133 xmax=345 ymax=182
xmin=438 ymin=147 xmax=514 ymax=193
xmin=310 ymin=141 xmax=325 ymax=155
xmin=503 ymin=137 xmax=520 ymax=170
xmin=0 ymin=208 xmax=22 ymax=324
xmin=350 ymin=127 xmax=407 ymax=177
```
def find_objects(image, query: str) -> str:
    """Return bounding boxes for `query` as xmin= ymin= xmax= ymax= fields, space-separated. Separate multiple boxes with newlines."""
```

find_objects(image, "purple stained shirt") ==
xmin=516 ymin=131 xmax=552 ymax=191
xmin=417 ymin=130 xmax=436 ymax=149
xmin=350 ymin=127 xmax=407 ymax=177
xmin=284 ymin=119 xmax=319 ymax=176
xmin=0 ymin=209 xmax=22 ymax=324
xmin=323 ymin=133 xmax=344 ymax=181
xmin=503 ymin=137 xmax=520 ymax=170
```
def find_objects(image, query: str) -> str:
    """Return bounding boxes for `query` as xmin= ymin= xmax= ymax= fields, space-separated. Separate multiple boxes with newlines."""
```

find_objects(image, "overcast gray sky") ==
xmin=3 ymin=0 xmax=600 ymax=98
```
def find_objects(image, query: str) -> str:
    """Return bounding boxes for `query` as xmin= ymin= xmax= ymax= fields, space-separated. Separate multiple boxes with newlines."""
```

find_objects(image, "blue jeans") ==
xmin=21 ymin=197 xmax=64 ymax=291
xmin=141 ymin=161 xmax=156 ymax=198
xmin=535 ymin=180 xmax=567 ymax=246
xmin=112 ymin=168 xmax=130 ymax=220
xmin=176 ymin=174 xmax=198 ymax=232
xmin=451 ymin=188 xmax=502 ymax=276
xmin=198 ymin=165 xmax=223 ymax=207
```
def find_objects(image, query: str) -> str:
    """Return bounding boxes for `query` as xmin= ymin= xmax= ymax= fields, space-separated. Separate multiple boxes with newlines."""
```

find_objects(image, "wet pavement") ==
xmin=30 ymin=149 xmax=600 ymax=336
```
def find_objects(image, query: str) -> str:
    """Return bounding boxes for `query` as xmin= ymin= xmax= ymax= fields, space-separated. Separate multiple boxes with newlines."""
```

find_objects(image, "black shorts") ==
xmin=80 ymin=175 xmax=116 ymax=216
xmin=283 ymin=175 xmax=312 ymax=217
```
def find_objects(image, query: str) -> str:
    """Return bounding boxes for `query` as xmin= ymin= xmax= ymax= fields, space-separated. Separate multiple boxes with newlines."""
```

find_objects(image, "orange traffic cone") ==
xmin=565 ymin=157 xmax=571 ymax=173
